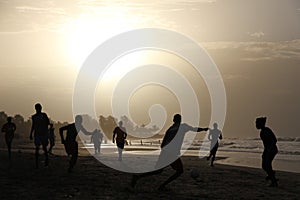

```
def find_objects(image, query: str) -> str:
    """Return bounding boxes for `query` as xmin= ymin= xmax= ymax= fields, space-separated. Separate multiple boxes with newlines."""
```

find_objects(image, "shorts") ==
xmin=116 ymin=142 xmax=125 ymax=149
xmin=5 ymin=133 xmax=14 ymax=144
xmin=34 ymin=135 xmax=49 ymax=147
xmin=210 ymin=142 xmax=219 ymax=155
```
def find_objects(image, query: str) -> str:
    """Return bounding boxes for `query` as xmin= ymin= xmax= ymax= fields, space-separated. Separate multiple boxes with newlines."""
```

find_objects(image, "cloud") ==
xmin=203 ymin=40 xmax=300 ymax=61
xmin=248 ymin=31 xmax=265 ymax=38
xmin=15 ymin=6 xmax=66 ymax=15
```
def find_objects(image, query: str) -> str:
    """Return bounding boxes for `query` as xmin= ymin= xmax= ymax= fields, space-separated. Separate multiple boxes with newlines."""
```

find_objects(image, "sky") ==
xmin=0 ymin=0 xmax=299 ymax=138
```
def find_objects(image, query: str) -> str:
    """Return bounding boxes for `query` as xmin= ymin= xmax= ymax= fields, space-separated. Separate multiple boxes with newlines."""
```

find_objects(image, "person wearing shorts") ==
xmin=29 ymin=103 xmax=50 ymax=168
xmin=59 ymin=115 xmax=92 ymax=172
xmin=256 ymin=117 xmax=278 ymax=187
xmin=206 ymin=123 xmax=223 ymax=167
xmin=131 ymin=114 xmax=208 ymax=190
xmin=1 ymin=117 xmax=16 ymax=160
xmin=113 ymin=121 xmax=127 ymax=161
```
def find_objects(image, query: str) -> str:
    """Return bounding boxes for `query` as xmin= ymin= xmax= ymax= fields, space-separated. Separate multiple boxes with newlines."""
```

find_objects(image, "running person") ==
xmin=91 ymin=129 xmax=103 ymax=154
xmin=29 ymin=103 xmax=50 ymax=168
xmin=207 ymin=122 xmax=222 ymax=167
xmin=113 ymin=121 xmax=127 ymax=161
xmin=131 ymin=114 xmax=208 ymax=190
xmin=59 ymin=115 xmax=92 ymax=172
xmin=1 ymin=117 xmax=16 ymax=160
xmin=255 ymin=117 xmax=278 ymax=187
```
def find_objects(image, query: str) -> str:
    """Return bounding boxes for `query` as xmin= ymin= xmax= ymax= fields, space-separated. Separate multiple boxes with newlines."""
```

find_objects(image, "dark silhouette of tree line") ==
xmin=0 ymin=111 xmax=159 ymax=142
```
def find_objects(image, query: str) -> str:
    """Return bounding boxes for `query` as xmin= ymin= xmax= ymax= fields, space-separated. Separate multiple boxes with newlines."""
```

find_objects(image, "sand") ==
xmin=0 ymin=147 xmax=299 ymax=200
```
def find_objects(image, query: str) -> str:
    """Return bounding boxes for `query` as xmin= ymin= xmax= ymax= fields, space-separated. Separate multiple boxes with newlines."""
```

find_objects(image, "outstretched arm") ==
xmin=197 ymin=127 xmax=209 ymax=132
xmin=79 ymin=125 xmax=94 ymax=136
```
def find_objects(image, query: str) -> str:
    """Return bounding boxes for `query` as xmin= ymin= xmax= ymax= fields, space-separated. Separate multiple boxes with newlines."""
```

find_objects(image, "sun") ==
xmin=64 ymin=15 xmax=136 ymax=68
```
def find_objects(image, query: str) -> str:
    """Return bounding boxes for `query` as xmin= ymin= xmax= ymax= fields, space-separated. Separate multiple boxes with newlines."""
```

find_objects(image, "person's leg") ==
xmin=8 ymin=142 xmax=12 ymax=160
xmin=211 ymin=145 xmax=218 ymax=166
xmin=267 ymin=151 xmax=278 ymax=186
xmin=158 ymin=158 xmax=184 ymax=190
xmin=35 ymin=145 xmax=40 ymax=168
xmin=41 ymin=136 xmax=49 ymax=166
xmin=48 ymin=139 xmax=54 ymax=153
xmin=94 ymin=143 xmax=97 ymax=154
xmin=96 ymin=144 xmax=100 ymax=154
xmin=117 ymin=147 xmax=123 ymax=160
xmin=117 ymin=142 xmax=124 ymax=161
xmin=211 ymin=152 xmax=216 ymax=167
xmin=207 ymin=151 xmax=212 ymax=160
xmin=262 ymin=151 xmax=269 ymax=174
xmin=42 ymin=144 xmax=49 ymax=166
xmin=69 ymin=142 xmax=78 ymax=172
xmin=5 ymin=136 xmax=12 ymax=160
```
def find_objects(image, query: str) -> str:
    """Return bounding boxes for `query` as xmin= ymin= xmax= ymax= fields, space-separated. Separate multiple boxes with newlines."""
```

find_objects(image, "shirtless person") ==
xmin=59 ymin=115 xmax=92 ymax=172
xmin=131 ymin=114 xmax=208 ymax=190
xmin=113 ymin=121 xmax=127 ymax=161
xmin=29 ymin=103 xmax=50 ymax=168
xmin=2 ymin=117 xmax=16 ymax=160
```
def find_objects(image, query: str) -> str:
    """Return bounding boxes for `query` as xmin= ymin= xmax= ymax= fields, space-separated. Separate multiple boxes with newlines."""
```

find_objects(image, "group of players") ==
xmin=1 ymin=103 xmax=279 ymax=189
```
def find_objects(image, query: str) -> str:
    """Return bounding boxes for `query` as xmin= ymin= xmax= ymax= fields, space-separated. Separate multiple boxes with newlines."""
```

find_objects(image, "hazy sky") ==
xmin=0 ymin=0 xmax=299 ymax=138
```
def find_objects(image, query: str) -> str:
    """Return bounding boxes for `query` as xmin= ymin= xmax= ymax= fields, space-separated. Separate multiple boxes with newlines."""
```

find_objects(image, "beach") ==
xmin=0 ymin=144 xmax=299 ymax=200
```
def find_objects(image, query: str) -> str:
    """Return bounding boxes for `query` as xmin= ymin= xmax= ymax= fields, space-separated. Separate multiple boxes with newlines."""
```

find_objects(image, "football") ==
xmin=190 ymin=168 xmax=200 ymax=179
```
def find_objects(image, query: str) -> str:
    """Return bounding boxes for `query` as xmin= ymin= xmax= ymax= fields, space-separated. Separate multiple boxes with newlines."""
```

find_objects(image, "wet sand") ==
xmin=0 ymin=148 xmax=299 ymax=200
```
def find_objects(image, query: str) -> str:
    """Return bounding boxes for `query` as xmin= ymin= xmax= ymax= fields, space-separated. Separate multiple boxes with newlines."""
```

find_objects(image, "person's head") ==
xmin=75 ymin=115 xmax=83 ymax=125
xmin=119 ymin=121 xmax=123 ymax=126
xmin=7 ymin=117 xmax=12 ymax=123
xmin=213 ymin=122 xmax=218 ymax=129
xmin=255 ymin=117 xmax=266 ymax=130
xmin=173 ymin=114 xmax=181 ymax=124
xmin=35 ymin=103 xmax=42 ymax=113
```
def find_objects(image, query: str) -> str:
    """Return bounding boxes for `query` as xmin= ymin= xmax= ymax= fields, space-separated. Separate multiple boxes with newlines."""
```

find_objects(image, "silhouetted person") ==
xmin=131 ymin=114 xmax=208 ymax=190
xmin=256 ymin=117 xmax=278 ymax=187
xmin=1 ymin=117 xmax=16 ymax=160
xmin=207 ymin=122 xmax=223 ymax=167
xmin=59 ymin=115 xmax=92 ymax=172
xmin=91 ymin=129 xmax=103 ymax=154
xmin=48 ymin=123 xmax=55 ymax=155
xmin=29 ymin=103 xmax=50 ymax=168
xmin=113 ymin=121 xmax=127 ymax=161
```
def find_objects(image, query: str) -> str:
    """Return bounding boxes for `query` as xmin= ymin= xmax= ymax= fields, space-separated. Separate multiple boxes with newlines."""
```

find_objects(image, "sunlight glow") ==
xmin=64 ymin=14 xmax=137 ymax=68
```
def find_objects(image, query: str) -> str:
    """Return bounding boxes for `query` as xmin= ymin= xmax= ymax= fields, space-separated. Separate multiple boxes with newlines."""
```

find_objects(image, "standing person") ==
xmin=1 ymin=117 xmax=16 ymax=160
xmin=113 ymin=121 xmax=127 ymax=161
xmin=255 ymin=117 xmax=278 ymax=187
xmin=48 ymin=123 xmax=55 ymax=155
xmin=91 ymin=129 xmax=103 ymax=155
xmin=29 ymin=103 xmax=50 ymax=168
xmin=131 ymin=114 xmax=208 ymax=190
xmin=206 ymin=122 xmax=223 ymax=167
xmin=59 ymin=115 xmax=92 ymax=173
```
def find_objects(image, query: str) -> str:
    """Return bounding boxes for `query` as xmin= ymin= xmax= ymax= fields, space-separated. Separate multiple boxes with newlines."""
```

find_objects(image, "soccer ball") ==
xmin=190 ymin=168 xmax=200 ymax=179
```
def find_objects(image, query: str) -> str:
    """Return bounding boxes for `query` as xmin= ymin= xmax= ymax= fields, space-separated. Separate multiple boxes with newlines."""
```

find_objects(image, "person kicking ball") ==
xmin=131 ymin=114 xmax=208 ymax=190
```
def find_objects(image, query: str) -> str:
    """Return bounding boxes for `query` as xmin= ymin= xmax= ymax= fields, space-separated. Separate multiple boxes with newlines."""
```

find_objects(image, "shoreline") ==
xmin=2 ymin=140 xmax=300 ymax=174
